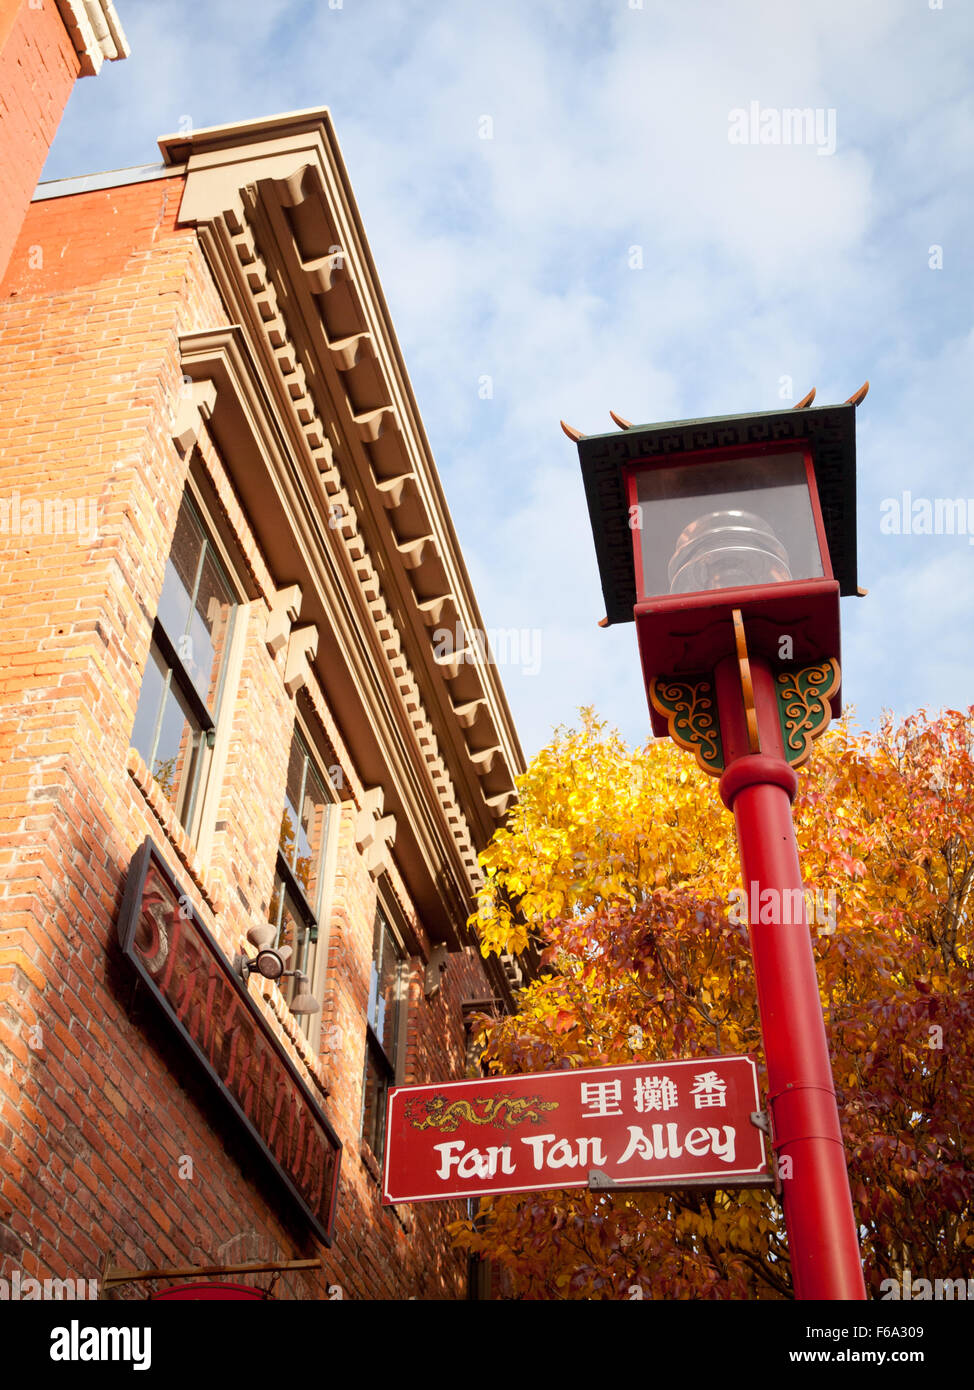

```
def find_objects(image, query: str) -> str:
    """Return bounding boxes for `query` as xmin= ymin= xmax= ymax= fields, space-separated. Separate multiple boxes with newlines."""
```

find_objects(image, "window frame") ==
xmin=130 ymin=479 xmax=242 ymax=845
xmin=267 ymin=716 xmax=341 ymax=1047
xmin=361 ymin=900 xmax=409 ymax=1165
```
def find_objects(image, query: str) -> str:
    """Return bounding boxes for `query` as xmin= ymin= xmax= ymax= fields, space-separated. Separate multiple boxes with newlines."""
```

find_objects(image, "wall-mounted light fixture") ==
xmin=235 ymin=922 xmax=320 ymax=1015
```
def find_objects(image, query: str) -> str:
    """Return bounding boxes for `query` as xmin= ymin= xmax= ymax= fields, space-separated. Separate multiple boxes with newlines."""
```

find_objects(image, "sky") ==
xmin=42 ymin=0 xmax=974 ymax=761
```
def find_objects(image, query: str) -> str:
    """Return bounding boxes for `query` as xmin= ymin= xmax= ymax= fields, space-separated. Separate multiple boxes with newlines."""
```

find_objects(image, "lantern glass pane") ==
xmin=632 ymin=450 xmax=824 ymax=599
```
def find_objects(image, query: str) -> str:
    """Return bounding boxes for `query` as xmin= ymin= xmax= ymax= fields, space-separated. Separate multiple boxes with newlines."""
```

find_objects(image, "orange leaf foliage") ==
xmin=452 ymin=708 xmax=974 ymax=1299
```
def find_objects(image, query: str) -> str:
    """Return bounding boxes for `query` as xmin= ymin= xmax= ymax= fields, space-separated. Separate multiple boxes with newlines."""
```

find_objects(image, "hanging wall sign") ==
xmin=117 ymin=837 xmax=342 ymax=1245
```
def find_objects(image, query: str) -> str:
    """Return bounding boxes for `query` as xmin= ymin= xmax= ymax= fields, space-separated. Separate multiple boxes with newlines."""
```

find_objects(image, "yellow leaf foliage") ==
xmin=455 ymin=707 xmax=974 ymax=1300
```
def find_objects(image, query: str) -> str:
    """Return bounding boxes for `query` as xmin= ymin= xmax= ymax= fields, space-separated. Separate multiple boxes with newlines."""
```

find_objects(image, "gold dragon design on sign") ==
xmin=404 ymin=1094 xmax=559 ymax=1133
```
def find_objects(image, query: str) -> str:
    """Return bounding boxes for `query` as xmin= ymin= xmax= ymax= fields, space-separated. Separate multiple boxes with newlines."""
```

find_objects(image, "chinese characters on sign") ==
xmin=383 ymin=1056 xmax=768 ymax=1204
xmin=582 ymin=1070 xmax=727 ymax=1117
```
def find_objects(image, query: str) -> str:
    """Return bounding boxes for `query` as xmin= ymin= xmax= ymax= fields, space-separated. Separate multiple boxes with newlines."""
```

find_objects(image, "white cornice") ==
xmin=177 ymin=325 xmax=478 ymax=943
xmin=56 ymin=1 xmax=130 ymax=76
xmin=162 ymin=112 xmax=524 ymax=848
xmin=249 ymin=168 xmax=522 ymax=816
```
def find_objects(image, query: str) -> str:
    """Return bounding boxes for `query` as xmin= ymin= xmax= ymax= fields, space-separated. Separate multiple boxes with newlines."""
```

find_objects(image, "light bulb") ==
xmin=667 ymin=509 xmax=792 ymax=594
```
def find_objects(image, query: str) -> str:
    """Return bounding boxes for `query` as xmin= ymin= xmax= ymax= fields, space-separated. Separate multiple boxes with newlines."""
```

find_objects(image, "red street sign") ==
xmin=383 ymin=1055 xmax=769 ymax=1204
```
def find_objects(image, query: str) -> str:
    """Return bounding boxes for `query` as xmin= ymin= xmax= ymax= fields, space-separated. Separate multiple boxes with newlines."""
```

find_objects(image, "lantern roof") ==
xmin=573 ymin=400 xmax=861 ymax=626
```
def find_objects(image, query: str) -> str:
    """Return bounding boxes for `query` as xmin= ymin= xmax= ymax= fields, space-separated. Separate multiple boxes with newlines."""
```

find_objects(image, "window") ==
xmin=361 ymin=905 xmax=406 ymax=1163
xmin=130 ymin=490 xmax=237 ymax=835
xmin=267 ymin=730 xmax=335 ymax=1034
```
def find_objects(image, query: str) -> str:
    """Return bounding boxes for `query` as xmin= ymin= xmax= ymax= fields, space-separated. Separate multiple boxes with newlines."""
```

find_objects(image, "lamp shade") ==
xmin=247 ymin=921 xmax=277 ymax=951
xmin=289 ymin=973 xmax=320 ymax=1016
xmin=628 ymin=447 xmax=827 ymax=604
xmin=575 ymin=402 xmax=859 ymax=627
xmin=573 ymin=405 xmax=862 ymax=727
xmin=619 ymin=439 xmax=842 ymax=697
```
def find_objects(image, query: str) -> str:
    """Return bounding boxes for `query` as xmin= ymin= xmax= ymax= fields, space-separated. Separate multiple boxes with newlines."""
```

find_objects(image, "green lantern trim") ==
xmin=775 ymin=659 xmax=840 ymax=767
xmin=649 ymin=676 xmax=724 ymax=777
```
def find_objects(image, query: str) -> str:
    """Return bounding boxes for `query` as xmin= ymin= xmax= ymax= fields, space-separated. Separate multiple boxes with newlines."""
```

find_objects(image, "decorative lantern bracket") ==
xmin=648 ymin=610 xmax=840 ymax=777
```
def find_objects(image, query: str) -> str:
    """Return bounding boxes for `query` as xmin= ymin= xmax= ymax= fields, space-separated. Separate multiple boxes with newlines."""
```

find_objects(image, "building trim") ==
xmin=55 ymin=0 xmax=130 ymax=77
xmin=158 ymin=112 xmax=523 ymax=827
xmin=33 ymin=163 xmax=186 ymax=201
xmin=159 ymin=111 xmax=524 ymax=967
xmin=176 ymin=326 xmax=478 ymax=948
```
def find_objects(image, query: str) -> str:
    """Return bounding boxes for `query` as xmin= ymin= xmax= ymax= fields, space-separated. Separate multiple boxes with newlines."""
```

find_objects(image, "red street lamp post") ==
xmin=566 ymin=389 xmax=870 ymax=1300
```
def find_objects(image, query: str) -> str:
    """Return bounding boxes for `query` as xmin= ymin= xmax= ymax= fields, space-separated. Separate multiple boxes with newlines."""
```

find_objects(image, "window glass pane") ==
xmin=152 ymin=678 xmax=203 ymax=821
xmin=271 ymin=882 xmax=317 ymax=1029
xmin=130 ymin=491 xmax=239 ymax=837
xmin=157 ymin=501 xmax=203 ymax=648
xmin=362 ymin=1044 xmax=392 ymax=1162
xmin=280 ymin=738 xmax=305 ymax=866
xmin=274 ymin=887 xmax=305 ymax=979
xmin=297 ymin=763 xmax=329 ymax=916
xmin=366 ymin=961 xmax=383 ymax=1038
xmin=271 ymin=735 xmax=336 ymax=1038
xmin=130 ymin=643 xmax=168 ymax=768
xmin=268 ymin=873 xmax=284 ymax=934
xmin=370 ymin=912 xmax=403 ymax=1063
xmin=156 ymin=497 xmax=235 ymax=713
xmin=363 ymin=912 xmax=405 ymax=1157
xmin=278 ymin=737 xmax=331 ymax=919
xmin=187 ymin=549 xmax=234 ymax=712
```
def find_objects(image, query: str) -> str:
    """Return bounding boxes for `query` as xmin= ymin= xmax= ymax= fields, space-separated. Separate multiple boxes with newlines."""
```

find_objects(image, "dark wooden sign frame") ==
xmin=117 ymin=837 xmax=342 ymax=1245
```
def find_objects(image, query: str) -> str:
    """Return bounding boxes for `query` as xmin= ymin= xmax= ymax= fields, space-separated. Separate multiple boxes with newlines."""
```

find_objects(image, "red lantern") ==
xmin=576 ymin=403 xmax=859 ymax=735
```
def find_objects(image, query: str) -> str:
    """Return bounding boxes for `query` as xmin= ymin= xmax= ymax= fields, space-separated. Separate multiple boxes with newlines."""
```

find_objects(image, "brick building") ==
xmin=0 ymin=0 xmax=128 ymax=282
xmin=0 ymin=25 xmax=526 ymax=1298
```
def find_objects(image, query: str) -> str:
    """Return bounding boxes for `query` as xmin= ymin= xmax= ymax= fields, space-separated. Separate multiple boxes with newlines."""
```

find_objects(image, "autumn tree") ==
xmin=451 ymin=708 xmax=974 ymax=1299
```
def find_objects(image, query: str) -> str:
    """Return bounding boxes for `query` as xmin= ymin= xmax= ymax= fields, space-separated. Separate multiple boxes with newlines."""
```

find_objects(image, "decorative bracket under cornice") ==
xmin=397 ymin=535 xmax=436 ymax=571
xmin=355 ymin=786 xmax=398 ymax=879
xmin=301 ymin=251 xmax=347 ymax=295
xmin=264 ymin=583 xmax=303 ymax=658
xmin=328 ymin=332 xmax=375 ymax=372
xmin=468 ymin=745 xmax=503 ymax=774
xmin=171 ymin=379 xmax=217 ymax=457
xmin=353 ymin=407 xmax=398 ymax=444
xmin=284 ymin=624 xmax=318 ymax=696
xmin=453 ymin=698 xmax=486 ymax=728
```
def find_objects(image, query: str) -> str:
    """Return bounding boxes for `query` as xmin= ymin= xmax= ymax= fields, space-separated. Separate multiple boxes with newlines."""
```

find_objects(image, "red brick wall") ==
xmin=0 ymin=178 xmax=496 ymax=1300
xmin=0 ymin=0 xmax=81 ymax=284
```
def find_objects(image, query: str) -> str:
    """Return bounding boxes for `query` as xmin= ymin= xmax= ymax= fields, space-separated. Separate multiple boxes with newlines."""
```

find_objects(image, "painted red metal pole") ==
xmin=715 ymin=653 xmax=866 ymax=1300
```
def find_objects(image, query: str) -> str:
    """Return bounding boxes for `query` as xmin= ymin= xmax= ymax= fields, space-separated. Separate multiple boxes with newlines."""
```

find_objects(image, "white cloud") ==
xmin=42 ymin=0 xmax=974 ymax=756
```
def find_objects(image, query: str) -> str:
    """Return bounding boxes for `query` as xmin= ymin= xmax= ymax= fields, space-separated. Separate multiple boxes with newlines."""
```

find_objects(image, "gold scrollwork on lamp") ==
xmin=775 ymin=659 xmax=841 ymax=767
xmin=648 ymin=677 xmax=724 ymax=777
